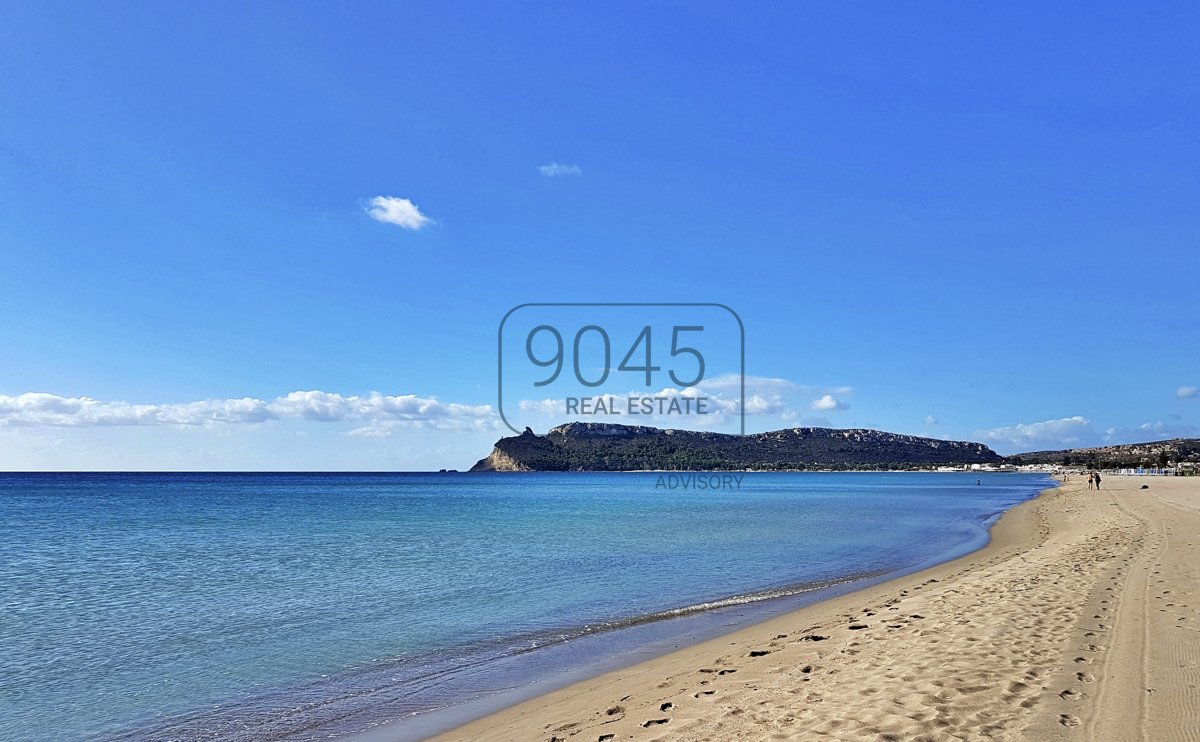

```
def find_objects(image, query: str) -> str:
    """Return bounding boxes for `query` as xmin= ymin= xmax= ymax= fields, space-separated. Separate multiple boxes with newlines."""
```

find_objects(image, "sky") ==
xmin=1 ymin=2 xmax=1197 ymax=470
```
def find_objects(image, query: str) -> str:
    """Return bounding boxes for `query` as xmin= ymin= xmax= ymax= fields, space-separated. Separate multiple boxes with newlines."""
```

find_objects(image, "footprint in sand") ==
xmin=1060 ymin=714 xmax=1081 ymax=727
xmin=660 ymin=702 xmax=673 ymax=711
xmin=642 ymin=718 xmax=670 ymax=727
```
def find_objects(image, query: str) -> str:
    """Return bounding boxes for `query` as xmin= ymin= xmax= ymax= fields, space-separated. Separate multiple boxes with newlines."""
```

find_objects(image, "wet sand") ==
xmin=432 ymin=476 xmax=1200 ymax=741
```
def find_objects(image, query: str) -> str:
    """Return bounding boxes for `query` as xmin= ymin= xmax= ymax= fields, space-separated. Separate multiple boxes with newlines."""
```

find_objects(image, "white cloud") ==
xmin=0 ymin=391 xmax=495 ymax=432
xmin=924 ymin=414 xmax=940 ymax=426
xmin=1102 ymin=420 xmax=1199 ymax=442
xmin=365 ymin=196 xmax=433 ymax=230
xmin=538 ymin=162 xmax=582 ymax=177
xmin=688 ymin=374 xmax=852 ymax=399
xmin=1178 ymin=386 xmax=1199 ymax=399
xmin=1137 ymin=420 xmax=1198 ymax=437
xmin=810 ymin=394 xmax=849 ymax=411
xmin=977 ymin=416 xmax=1093 ymax=451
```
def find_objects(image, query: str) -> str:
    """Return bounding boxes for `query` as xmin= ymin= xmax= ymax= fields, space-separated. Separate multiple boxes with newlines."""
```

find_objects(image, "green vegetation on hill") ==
xmin=1004 ymin=439 xmax=1200 ymax=470
xmin=470 ymin=422 xmax=1003 ymax=472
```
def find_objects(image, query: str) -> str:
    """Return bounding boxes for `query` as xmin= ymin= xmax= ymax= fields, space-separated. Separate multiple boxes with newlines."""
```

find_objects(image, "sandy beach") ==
xmin=434 ymin=475 xmax=1200 ymax=741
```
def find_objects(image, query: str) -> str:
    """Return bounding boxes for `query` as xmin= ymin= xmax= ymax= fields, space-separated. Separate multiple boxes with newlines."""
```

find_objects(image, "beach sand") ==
xmin=432 ymin=476 xmax=1199 ymax=741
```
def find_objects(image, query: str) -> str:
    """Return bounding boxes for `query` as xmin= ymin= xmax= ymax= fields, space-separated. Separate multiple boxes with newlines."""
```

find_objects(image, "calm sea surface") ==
xmin=0 ymin=471 xmax=1051 ymax=740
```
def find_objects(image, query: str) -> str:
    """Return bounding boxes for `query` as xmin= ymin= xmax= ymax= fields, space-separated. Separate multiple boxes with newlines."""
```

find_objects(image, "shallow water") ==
xmin=0 ymin=471 xmax=1050 ymax=740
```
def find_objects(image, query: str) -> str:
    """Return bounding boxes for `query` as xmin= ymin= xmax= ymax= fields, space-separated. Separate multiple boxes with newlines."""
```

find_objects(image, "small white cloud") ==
xmin=365 ymin=196 xmax=433 ymax=230
xmin=538 ymin=162 xmax=582 ymax=177
xmin=701 ymin=374 xmax=787 ymax=393
xmin=518 ymin=399 xmax=568 ymax=415
xmin=1178 ymin=386 xmax=1199 ymax=399
xmin=810 ymin=394 xmax=849 ymax=411
xmin=924 ymin=414 xmax=940 ymax=426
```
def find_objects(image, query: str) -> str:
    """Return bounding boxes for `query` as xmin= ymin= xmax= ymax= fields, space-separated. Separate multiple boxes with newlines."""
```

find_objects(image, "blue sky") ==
xmin=1 ymin=2 xmax=1197 ymax=469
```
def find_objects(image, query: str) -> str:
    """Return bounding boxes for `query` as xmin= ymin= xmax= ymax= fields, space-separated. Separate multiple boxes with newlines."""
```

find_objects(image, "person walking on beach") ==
xmin=1087 ymin=472 xmax=1095 ymax=490
xmin=1094 ymin=471 xmax=1102 ymax=490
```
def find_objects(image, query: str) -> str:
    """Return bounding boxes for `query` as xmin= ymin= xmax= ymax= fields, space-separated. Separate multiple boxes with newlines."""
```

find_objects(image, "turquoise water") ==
xmin=0 ymin=471 xmax=1050 ymax=740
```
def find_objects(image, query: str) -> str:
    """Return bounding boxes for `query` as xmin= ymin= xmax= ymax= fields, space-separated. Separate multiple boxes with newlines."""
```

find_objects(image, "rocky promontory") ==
xmin=470 ymin=422 xmax=1003 ymax=472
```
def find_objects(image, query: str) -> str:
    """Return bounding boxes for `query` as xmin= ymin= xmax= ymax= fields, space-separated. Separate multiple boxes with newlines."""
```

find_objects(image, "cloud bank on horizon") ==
xmin=0 ymin=375 xmax=853 ymax=439
xmin=977 ymin=415 xmax=1198 ymax=454
xmin=1 ymin=384 xmax=1195 ymax=466
xmin=0 ymin=391 xmax=495 ymax=434
xmin=515 ymin=374 xmax=852 ymax=430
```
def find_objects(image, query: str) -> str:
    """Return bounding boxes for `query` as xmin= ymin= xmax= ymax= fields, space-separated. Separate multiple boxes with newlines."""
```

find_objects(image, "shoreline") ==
xmin=343 ymin=476 xmax=1042 ymax=742
xmin=426 ymin=475 xmax=1199 ymax=741
xmin=346 ymin=479 xmax=1043 ymax=741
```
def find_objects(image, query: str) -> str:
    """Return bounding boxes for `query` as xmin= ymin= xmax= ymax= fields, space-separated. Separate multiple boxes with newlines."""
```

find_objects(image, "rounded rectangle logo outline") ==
xmin=497 ymin=302 xmax=745 ymax=436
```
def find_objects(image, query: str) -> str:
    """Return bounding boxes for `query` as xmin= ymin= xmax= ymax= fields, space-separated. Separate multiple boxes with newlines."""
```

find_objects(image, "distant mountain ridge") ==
xmin=1004 ymin=438 xmax=1200 ymax=468
xmin=470 ymin=422 xmax=1003 ymax=472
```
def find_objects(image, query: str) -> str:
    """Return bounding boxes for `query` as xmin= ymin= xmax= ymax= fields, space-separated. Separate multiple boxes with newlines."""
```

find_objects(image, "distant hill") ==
xmin=470 ymin=422 xmax=1003 ymax=472
xmin=1004 ymin=438 xmax=1200 ymax=469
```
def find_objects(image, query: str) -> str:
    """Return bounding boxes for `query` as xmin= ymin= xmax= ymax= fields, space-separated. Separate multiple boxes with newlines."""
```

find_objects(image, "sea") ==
xmin=0 ymin=471 xmax=1052 ymax=741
